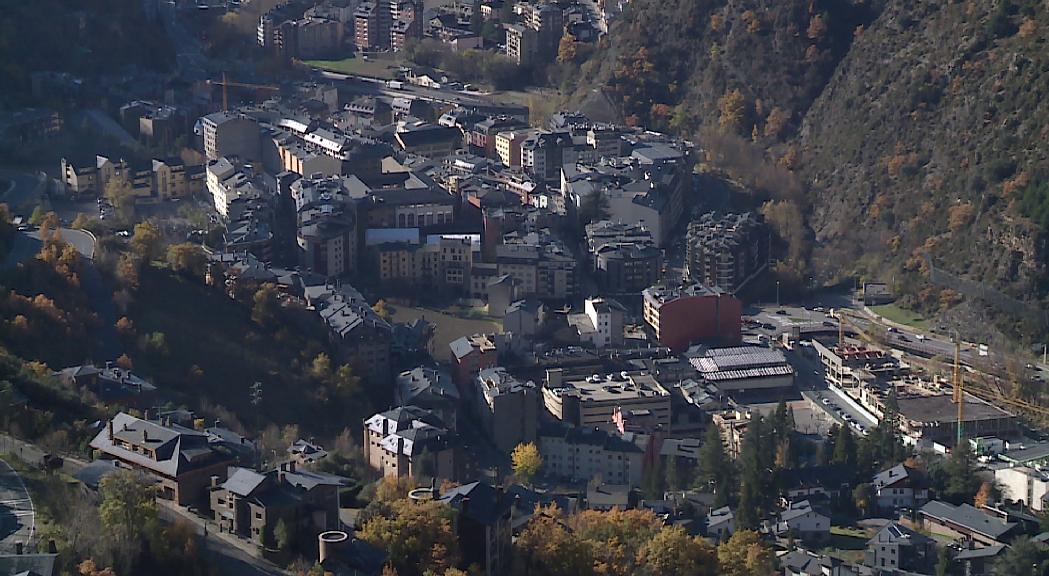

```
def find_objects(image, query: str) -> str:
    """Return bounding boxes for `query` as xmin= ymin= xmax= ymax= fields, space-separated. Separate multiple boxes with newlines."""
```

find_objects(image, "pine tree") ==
xmin=737 ymin=416 xmax=768 ymax=528
xmin=832 ymin=427 xmax=857 ymax=470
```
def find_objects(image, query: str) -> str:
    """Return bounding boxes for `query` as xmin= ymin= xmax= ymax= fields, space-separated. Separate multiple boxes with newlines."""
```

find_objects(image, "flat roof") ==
xmin=898 ymin=393 xmax=1014 ymax=424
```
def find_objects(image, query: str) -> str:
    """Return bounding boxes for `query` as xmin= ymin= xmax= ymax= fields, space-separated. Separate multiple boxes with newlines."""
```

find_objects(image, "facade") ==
xmin=89 ymin=412 xmax=235 ymax=506
xmin=474 ymin=367 xmax=539 ymax=452
xmin=60 ymin=157 xmax=100 ymax=197
xmin=771 ymin=500 xmax=830 ymax=541
xmin=394 ymin=126 xmax=462 ymax=159
xmin=684 ymin=212 xmax=768 ymax=293
xmin=152 ymin=157 xmax=189 ymax=199
xmin=495 ymin=130 xmax=532 ymax=167
xmin=642 ymin=284 xmax=742 ymax=352
xmin=354 ymin=1 xmax=391 ymax=51
xmin=542 ymin=369 xmax=671 ymax=432
xmin=201 ymin=111 xmax=260 ymax=162
xmin=538 ymin=422 xmax=644 ymax=486
xmin=707 ymin=506 xmax=735 ymax=540
xmin=363 ymin=406 xmax=457 ymax=480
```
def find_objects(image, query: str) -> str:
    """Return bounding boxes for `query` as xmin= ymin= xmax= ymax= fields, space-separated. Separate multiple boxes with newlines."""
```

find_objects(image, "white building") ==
xmin=871 ymin=464 xmax=929 ymax=512
xmin=995 ymin=466 xmax=1049 ymax=512
xmin=772 ymin=500 xmax=830 ymax=541
xmin=707 ymin=506 xmax=735 ymax=541
xmin=538 ymin=423 xmax=644 ymax=487
xmin=583 ymin=297 xmax=625 ymax=348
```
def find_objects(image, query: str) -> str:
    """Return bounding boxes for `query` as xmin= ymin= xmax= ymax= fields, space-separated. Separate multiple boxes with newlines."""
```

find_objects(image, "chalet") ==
xmin=871 ymin=464 xmax=929 ymax=512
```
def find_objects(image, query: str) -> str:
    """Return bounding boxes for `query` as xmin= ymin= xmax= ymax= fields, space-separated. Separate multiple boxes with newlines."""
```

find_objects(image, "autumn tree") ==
xmin=372 ymin=299 xmax=390 ymax=320
xmin=572 ymin=508 xmax=664 ymax=576
xmin=716 ymin=530 xmax=775 ymax=576
xmin=116 ymin=353 xmax=134 ymax=370
xmin=359 ymin=499 xmax=460 ymax=576
xmin=512 ymin=504 xmax=594 ymax=576
xmin=512 ymin=442 xmax=542 ymax=486
xmin=99 ymin=470 xmax=158 ymax=568
xmin=975 ymin=481 xmax=998 ymax=508
xmin=274 ymin=518 xmax=292 ymax=551
xmin=807 ymin=13 xmax=828 ymax=40
xmin=763 ymin=107 xmax=790 ymax=139
xmin=130 ymin=221 xmax=163 ymax=263
xmin=78 ymin=560 xmax=118 ymax=576
xmin=636 ymin=525 xmax=717 ymax=576
xmin=166 ymin=243 xmax=207 ymax=279
xmin=718 ymin=89 xmax=749 ymax=134
xmin=72 ymin=213 xmax=92 ymax=230
xmin=557 ymin=34 xmax=578 ymax=64
xmin=251 ymin=283 xmax=280 ymax=327
xmin=948 ymin=202 xmax=976 ymax=232
xmin=104 ymin=177 xmax=136 ymax=222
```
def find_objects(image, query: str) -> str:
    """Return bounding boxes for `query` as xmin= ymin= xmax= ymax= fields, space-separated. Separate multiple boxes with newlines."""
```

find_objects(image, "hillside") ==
xmin=575 ymin=0 xmax=1049 ymax=339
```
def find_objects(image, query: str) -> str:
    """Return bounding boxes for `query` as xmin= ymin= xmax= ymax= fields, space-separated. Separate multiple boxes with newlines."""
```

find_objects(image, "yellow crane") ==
xmin=207 ymin=73 xmax=281 ymax=111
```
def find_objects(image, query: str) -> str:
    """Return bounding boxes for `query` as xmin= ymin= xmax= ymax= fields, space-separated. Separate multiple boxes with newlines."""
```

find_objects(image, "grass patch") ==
xmin=388 ymin=304 xmax=501 ymax=356
xmin=870 ymin=303 xmax=931 ymax=330
xmin=303 ymin=56 xmax=401 ymax=80
xmin=830 ymin=525 xmax=868 ymax=539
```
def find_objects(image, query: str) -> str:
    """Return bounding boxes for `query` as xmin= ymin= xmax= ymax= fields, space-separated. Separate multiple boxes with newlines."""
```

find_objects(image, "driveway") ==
xmin=0 ymin=458 xmax=34 ymax=554
xmin=3 ymin=228 xmax=96 ymax=269
xmin=0 ymin=169 xmax=44 ymax=215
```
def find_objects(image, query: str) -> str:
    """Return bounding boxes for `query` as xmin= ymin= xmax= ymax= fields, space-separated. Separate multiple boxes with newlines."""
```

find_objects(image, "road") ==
xmin=158 ymin=503 xmax=289 ymax=576
xmin=0 ymin=458 xmax=33 ymax=554
xmin=3 ymin=228 xmax=96 ymax=269
xmin=320 ymin=73 xmax=529 ymax=116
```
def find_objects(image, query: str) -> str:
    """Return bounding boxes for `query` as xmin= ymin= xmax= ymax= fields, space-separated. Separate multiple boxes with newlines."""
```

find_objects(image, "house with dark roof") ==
xmin=863 ymin=522 xmax=936 ymax=574
xmin=316 ymin=530 xmax=388 ymax=576
xmin=363 ymin=406 xmax=458 ymax=481
xmin=953 ymin=543 xmax=1007 ymax=576
xmin=89 ymin=412 xmax=236 ymax=506
xmin=539 ymin=422 xmax=645 ymax=486
xmin=707 ymin=506 xmax=735 ymax=541
xmin=0 ymin=550 xmax=58 ymax=576
xmin=396 ymin=366 xmax=460 ymax=430
xmin=54 ymin=362 xmax=157 ymax=407
xmin=871 ymin=464 xmax=928 ymax=513
xmin=919 ymin=500 xmax=1017 ymax=546
xmin=449 ymin=333 xmax=499 ymax=388
xmin=437 ymin=482 xmax=514 ymax=576
xmin=770 ymin=500 xmax=830 ymax=542
xmin=209 ymin=462 xmax=348 ymax=548
xmin=781 ymin=549 xmax=857 ymax=576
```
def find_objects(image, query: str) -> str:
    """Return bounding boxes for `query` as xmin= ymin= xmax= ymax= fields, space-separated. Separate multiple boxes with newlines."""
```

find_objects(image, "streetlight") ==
xmin=776 ymin=281 xmax=780 ymax=307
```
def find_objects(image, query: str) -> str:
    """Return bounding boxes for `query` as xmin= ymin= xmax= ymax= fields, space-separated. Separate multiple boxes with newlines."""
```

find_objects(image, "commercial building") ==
xmin=687 ymin=346 xmax=794 ymax=392
xmin=394 ymin=125 xmax=463 ymax=159
xmin=538 ymin=422 xmax=644 ymax=486
xmin=811 ymin=340 xmax=900 ymax=389
xmin=542 ymin=369 xmax=671 ymax=432
xmin=642 ymin=284 xmax=742 ymax=352
xmin=685 ymin=212 xmax=768 ymax=293
xmin=995 ymin=466 xmax=1049 ymax=512
xmin=90 ymin=412 xmax=235 ymax=506
xmin=474 ymin=367 xmax=539 ymax=452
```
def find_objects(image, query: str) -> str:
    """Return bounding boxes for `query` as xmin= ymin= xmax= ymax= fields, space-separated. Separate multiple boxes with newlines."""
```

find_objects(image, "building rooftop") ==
xmin=547 ymin=371 xmax=669 ymax=403
xmin=920 ymin=501 xmax=1016 ymax=540
xmin=688 ymin=346 xmax=793 ymax=382
xmin=897 ymin=393 xmax=1015 ymax=425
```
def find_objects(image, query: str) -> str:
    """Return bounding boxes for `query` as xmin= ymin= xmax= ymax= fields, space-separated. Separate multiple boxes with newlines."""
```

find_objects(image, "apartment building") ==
xmin=538 ymin=422 xmax=644 ymax=486
xmin=685 ymin=212 xmax=768 ymax=293
xmin=363 ymin=406 xmax=457 ymax=480
xmin=151 ymin=157 xmax=189 ymax=199
xmin=201 ymin=111 xmax=260 ymax=161
xmin=641 ymin=284 xmax=742 ymax=352
xmin=474 ymin=367 xmax=539 ymax=452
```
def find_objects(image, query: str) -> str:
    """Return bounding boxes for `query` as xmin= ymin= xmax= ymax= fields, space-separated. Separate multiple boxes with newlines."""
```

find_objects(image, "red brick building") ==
xmin=642 ymin=284 xmax=741 ymax=352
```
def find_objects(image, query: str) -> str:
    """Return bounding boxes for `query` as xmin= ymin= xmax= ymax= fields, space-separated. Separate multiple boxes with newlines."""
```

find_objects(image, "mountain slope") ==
xmin=576 ymin=0 xmax=1049 ymax=335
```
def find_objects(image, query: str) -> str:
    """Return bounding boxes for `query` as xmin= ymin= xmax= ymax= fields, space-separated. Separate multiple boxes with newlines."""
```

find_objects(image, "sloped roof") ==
xmin=920 ymin=501 xmax=1016 ymax=540
xmin=437 ymin=481 xmax=514 ymax=525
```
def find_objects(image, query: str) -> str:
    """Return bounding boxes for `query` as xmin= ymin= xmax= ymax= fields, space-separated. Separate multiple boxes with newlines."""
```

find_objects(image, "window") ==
xmin=255 ymin=512 xmax=262 ymax=519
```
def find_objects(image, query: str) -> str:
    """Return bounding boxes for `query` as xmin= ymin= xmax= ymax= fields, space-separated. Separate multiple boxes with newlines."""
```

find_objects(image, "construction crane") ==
xmin=207 ymin=73 xmax=281 ymax=111
xmin=953 ymin=337 xmax=963 ymax=445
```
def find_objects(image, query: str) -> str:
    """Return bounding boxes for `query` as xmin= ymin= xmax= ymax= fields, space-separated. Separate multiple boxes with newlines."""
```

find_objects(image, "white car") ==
xmin=821 ymin=398 xmax=831 ymax=405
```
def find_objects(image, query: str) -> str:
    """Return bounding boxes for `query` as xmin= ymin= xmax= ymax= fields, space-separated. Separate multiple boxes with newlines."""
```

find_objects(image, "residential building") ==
xmin=494 ymin=236 xmax=576 ymax=301
xmin=502 ymin=298 xmax=544 ymax=340
xmin=582 ymin=297 xmax=625 ymax=348
xmin=542 ymin=369 xmax=671 ymax=432
xmin=363 ymin=406 xmax=457 ymax=480
xmin=771 ymin=500 xmax=830 ymax=542
xmin=474 ymin=367 xmax=539 ymax=452
xmin=54 ymin=362 xmax=156 ymax=407
xmin=919 ymin=500 xmax=1017 ymax=546
xmin=864 ymin=522 xmax=936 ymax=574
xmin=642 ymin=284 xmax=742 ymax=352
xmin=995 ymin=466 xmax=1049 ymax=512
xmin=305 ymin=283 xmax=393 ymax=384
xmin=436 ymin=482 xmax=514 ymax=576
xmin=687 ymin=346 xmax=795 ymax=393
xmin=90 ymin=412 xmax=236 ymax=506
xmin=685 ymin=212 xmax=769 ymax=293
xmin=288 ymin=439 xmax=329 ymax=465
xmin=469 ymin=116 xmax=526 ymax=158
xmin=538 ymin=422 xmax=644 ymax=486
xmin=396 ymin=366 xmax=460 ymax=430
xmin=209 ymin=462 xmax=347 ymax=548
xmin=60 ymin=156 xmax=100 ymax=197
xmin=354 ymin=1 xmax=391 ymax=51
xmin=521 ymin=130 xmax=571 ymax=180
xmin=780 ymin=550 xmax=855 ymax=576
xmin=495 ymin=129 xmax=533 ymax=167
xmin=449 ymin=333 xmax=499 ymax=387
xmin=201 ymin=111 xmax=261 ymax=161
xmin=706 ymin=506 xmax=735 ymax=541
xmin=152 ymin=157 xmax=189 ymax=199
xmin=871 ymin=464 xmax=929 ymax=512
xmin=585 ymin=220 xmax=662 ymax=294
